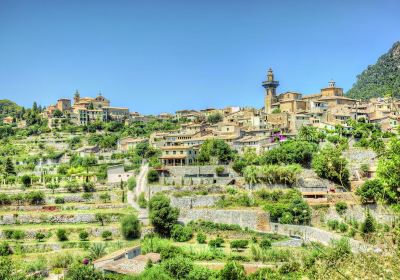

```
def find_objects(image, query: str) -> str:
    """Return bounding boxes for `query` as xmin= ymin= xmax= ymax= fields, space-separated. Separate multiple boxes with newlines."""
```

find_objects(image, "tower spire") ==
xmin=262 ymin=68 xmax=279 ymax=114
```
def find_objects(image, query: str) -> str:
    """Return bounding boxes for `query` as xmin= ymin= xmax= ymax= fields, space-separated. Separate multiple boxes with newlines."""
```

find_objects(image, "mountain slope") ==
xmin=347 ymin=41 xmax=400 ymax=100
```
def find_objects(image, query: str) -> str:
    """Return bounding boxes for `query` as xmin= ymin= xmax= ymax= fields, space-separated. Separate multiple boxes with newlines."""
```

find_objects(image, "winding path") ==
xmin=127 ymin=163 xmax=149 ymax=225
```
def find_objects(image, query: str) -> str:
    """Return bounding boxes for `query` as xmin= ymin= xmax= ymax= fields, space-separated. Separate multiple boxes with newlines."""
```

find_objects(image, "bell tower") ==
xmin=262 ymin=68 xmax=279 ymax=114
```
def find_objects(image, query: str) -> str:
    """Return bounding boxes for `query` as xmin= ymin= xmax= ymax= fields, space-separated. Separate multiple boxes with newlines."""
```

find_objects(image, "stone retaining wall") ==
xmin=324 ymin=204 xmax=397 ymax=225
xmin=171 ymin=195 xmax=220 ymax=209
xmin=270 ymin=222 xmax=375 ymax=253
xmin=0 ymin=213 xmax=121 ymax=225
xmin=179 ymin=209 xmax=270 ymax=231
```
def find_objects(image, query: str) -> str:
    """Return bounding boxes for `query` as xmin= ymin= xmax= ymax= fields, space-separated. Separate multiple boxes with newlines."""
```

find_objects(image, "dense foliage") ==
xmin=347 ymin=41 xmax=400 ymax=100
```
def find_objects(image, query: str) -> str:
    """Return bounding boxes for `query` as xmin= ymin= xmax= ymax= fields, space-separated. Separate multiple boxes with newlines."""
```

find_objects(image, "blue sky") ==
xmin=0 ymin=0 xmax=399 ymax=115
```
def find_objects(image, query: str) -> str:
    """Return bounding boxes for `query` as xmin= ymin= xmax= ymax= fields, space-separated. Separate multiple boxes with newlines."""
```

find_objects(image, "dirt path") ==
xmin=127 ymin=163 xmax=149 ymax=225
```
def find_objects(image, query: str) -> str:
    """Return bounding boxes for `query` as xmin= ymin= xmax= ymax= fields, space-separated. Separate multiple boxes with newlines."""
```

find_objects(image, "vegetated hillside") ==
xmin=347 ymin=41 xmax=400 ymax=100
xmin=0 ymin=99 xmax=22 ymax=119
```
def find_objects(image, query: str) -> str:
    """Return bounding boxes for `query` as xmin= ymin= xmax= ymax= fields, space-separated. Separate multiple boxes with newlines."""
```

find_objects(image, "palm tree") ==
xmin=89 ymin=243 xmax=107 ymax=260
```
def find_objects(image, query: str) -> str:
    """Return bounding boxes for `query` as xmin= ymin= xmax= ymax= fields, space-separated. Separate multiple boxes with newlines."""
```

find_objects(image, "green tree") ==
xmin=312 ymin=145 xmax=350 ymax=188
xmin=197 ymin=139 xmax=234 ymax=164
xmin=4 ymin=158 xmax=16 ymax=175
xmin=298 ymin=126 xmax=319 ymax=143
xmin=147 ymin=169 xmax=159 ymax=183
xmin=81 ymin=155 xmax=97 ymax=182
xmin=149 ymin=194 xmax=179 ymax=237
xmin=356 ymin=179 xmax=383 ymax=203
xmin=46 ymin=182 xmax=60 ymax=194
xmin=361 ymin=210 xmax=376 ymax=236
xmin=376 ymin=138 xmax=400 ymax=203
xmin=207 ymin=112 xmax=223 ymax=124
xmin=20 ymin=174 xmax=32 ymax=188
xmin=127 ymin=176 xmax=137 ymax=190
xmin=65 ymin=262 xmax=104 ymax=280
xmin=120 ymin=214 xmax=141 ymax=240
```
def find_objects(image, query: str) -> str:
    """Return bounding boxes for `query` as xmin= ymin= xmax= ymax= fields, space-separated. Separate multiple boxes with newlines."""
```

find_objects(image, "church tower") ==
xmin=262 ymin=68 xmax=279 ymax=114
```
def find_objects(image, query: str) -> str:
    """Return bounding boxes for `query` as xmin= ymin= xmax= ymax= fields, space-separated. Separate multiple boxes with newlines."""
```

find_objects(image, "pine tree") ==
xmin=32 ymin=102 xmax=38 ymax=112
xmin=361 ymin=209 xmax=376 ymax=234
xmin=4 ymin=158 xmax=16 ymax=175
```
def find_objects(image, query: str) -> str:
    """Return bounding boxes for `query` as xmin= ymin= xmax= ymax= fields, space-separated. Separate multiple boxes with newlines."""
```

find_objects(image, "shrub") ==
xmin=0 ymin=193 xmax=12 ymax=205
xmin=147 ymin=169 xmax=159 ymax=183
xmin=0 ymin=241 xmax=12 ymax=256
xmin=259 ymin=237 xmax=272 ymax=250
xmin=197 ymin=233 xmax=207 ymax=244
xmin=215 ymin=166 xmax=225 ymax=176
xmin=56 ymin=229 xmax=68 ymax=241
xmin=65 ymin=181 xmax=80 ymax=193
xmin=82 ymin=192 xmax=93 ymax=201
xmin=361 ymin=210 xmax=376 ymax=236
xmin=171 ymin=224 xmax=193 ymax=242
xmin=219 ymin=261 xmax=246 ymax=280
xmin=65 ymin=263 xmax=104 ymax=279
xmin=339 ymin=222 xmax=349 ymax=233
xmin=138 ymin=192 xmax=147 ymax=208
xmin=79 ymin=231 xmax=89 ymax=241
xmin=335 ymin=202 xmax=348 ymax=215
xmin=11 ymin=230 xmax=25 ymax=240
xmin=327 ymin=219 xmax=339 ymax=231
xmin=46 ymin=182 xmax=60 ymax=194
xmin=25 ymin=191 xmax=45 ymax=205
xmin=230 ymin=239 xmax=249 ymax=251
xmin=101 ymin=230 xmax=112 ymax=240
xmin=54 ymin=197 xmax=65 ymax=204
xmin=35 ymin=232 xmax=46 ymax=242
xmin=120 ymin=214 xmax=141 ymax=240
xmin=209 ymin=237 xmax=224 ymax=248
xmin=20 ymin=174 xmax=32 ymax=188
xmin=127 ymin=177 xmax=137 ymax=191
xmin=82 ymin=182 xmax=95 ymax=192
xmin=356 ymin=179 xmax=383 ymax=204
xmin=89 ymin=243 xmax=107 ymax=260
xmin=99 ymin=193 xmax=111 ymax=203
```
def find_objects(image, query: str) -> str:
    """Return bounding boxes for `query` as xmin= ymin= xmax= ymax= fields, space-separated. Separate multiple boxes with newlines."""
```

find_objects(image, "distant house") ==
xmin=107 ymin=165 xmax=134 ymax=184
xmin=2 ymin=116 xmax=13 ymax=124
xmin=117 ymin=137 xmax=148 ymax=152
xmin=94 ymin=245 xmax=161 ymax=275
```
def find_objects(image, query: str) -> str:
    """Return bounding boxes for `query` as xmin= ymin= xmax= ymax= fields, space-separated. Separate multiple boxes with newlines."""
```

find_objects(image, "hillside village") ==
xmin=1 ymin=63 xmax=400 ymax=280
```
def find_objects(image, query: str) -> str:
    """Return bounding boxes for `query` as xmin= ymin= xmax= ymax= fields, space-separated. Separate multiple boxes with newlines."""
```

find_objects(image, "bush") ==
xmin=101 ymin=230 xmax=112 ymax=240
xmin=35 ymin=232 xmax=46 ymax=242
xmin=54 ymin=197 xmax=65 ymax=204
xmin=82 ymin=182 xmax=95 ymax=192
xmin=215 ymin=166 xmax=225 ymax=176
xmin=127 ymin=177 xmax=137 ymax=191
xmin=99 ymin=193 xmax=111 ymax=203
xmin=20 ymin=174 xmax=32 ymax=188
xmin=79 ymin=231 xmax=89 ymax=241
xmin=219 ymin=261 xmax=246 ymax=280
xmin=138 ymin=192 xmax=147 ymax=208
xmin=339 ymin=222 xmax=349 ymax=233
xmin=56 ymin=229 xmax=68 ymax=241
xmin=209 ymin=237 xmax=224 ymax=248
xmin=335 ymin=202 xmax=348 ymax=215
xmin=356 ymin=179 xmax=383 ymax=204
xmin=120 ymin=214 xmax=141 ymax=240
xmin=65 ymin=181 xmax=80 ymax=193
xmin=171 ymin=224 xmax=193 ymax=242
xmin=147 ymin=169 xmax=159 ymax=183
xmin=327 ymin=219 xmax=339 ymax=231
xmin=361 ymin=210 xmax=376 ymax=236
xmin=25 ymin=191 xmax=45 ymax=205
xmin=259 ymin=237 xmax=272 ymax=250
xmin=11 ymin=230 xmax=25 ymax=240
xmin=0 ymin=241 xmax=12 ymax=256
xmin=230 ymin=239 xmax=249 ymax=251
xmin=197 ymin=233 xmax=207 ymax=244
